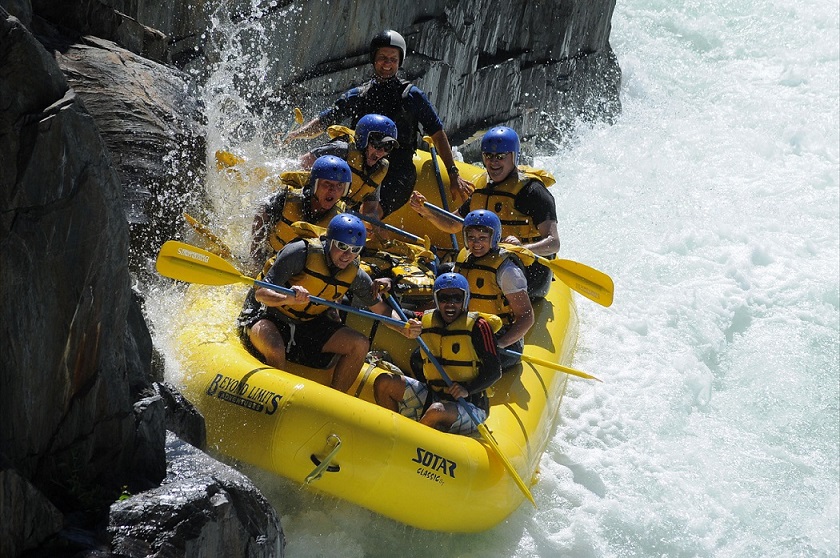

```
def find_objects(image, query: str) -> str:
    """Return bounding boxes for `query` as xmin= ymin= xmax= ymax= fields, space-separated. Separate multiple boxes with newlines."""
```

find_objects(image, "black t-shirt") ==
xmin=458 ymin=176 xmax=557 ymax=227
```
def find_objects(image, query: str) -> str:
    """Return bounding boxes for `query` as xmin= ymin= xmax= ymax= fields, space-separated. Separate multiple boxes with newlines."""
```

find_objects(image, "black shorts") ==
xmin=239 ymin=312 xmax=346 ymax=369
xmin=525 ymin=261 xmax=552 ymax=300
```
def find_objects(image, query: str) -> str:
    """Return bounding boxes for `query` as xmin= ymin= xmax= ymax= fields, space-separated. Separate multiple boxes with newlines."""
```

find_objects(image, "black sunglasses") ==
xmin=369 ymin=138 xmax=395 ymax=153
xmin=482 ymin=152 xmax=509 ymax=161
xmin=437 ymin=293 xmax=465 ymax=304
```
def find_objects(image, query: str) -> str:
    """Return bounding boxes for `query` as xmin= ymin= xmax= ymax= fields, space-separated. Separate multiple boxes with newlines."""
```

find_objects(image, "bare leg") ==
xmin=420 ymin=401 xmax=459 ymax=432
xmin=248 ymin=319 xmax=287 ymax=368
xmin=321 ymin=326 xmax=369 ymax=393
xmin=373 ymin=373 xmax=407 ymax=412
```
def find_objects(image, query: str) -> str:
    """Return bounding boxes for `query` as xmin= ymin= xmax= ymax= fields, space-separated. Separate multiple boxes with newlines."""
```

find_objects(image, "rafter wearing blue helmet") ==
xmin=462 ymin=209 xmax=502 ymax=251
xmin=462 ymin=127 xmax=560 ymax=300
xmin=325 ymin=212 xmax=366 ymax=255
xmin=455 ymin=209 xmax=535 ymax=370
xmin=238 ymin=209 xmax=421 ymax=393
xmin=373 ymin=270 xmax=503 ymax=435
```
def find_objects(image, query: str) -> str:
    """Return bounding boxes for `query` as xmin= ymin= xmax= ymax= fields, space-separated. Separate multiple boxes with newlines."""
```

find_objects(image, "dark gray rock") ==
xmin=31 ymin=0 xmax=168 ymax=61
xmin=109 ymin=433 xmax=284 ymax=558
xmin=1 ymin=6 xmax=162 ymax=553
xmin=155 ymin=381 xmax=207 ymax=451
xmin=32 ymin=28 xmax=207 ymax=273
xmin=0 ymin=466 xmax=64 ymax=557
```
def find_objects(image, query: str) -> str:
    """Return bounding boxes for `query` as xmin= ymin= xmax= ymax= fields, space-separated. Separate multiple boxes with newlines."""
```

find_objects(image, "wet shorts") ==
xmin=239 ymin=312 xmax=346 ymax=369
xmin=398 ymin=377 xmax=487 ymax=435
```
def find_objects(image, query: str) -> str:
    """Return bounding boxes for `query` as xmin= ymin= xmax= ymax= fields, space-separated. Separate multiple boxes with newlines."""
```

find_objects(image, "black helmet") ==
xmin=370 ymin=30 xmax=406 ymax=67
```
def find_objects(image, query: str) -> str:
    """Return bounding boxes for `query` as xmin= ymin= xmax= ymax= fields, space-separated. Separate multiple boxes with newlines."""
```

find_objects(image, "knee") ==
xmin=373 ymin=373 xmax=404 ymax=406
xmin=349 ymin=333 xmax=370 ymax=356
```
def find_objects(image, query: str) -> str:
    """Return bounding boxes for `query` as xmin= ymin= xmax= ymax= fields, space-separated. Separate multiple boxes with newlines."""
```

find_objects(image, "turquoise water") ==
xmin=151 ymin=0 xmax=839 ymax=555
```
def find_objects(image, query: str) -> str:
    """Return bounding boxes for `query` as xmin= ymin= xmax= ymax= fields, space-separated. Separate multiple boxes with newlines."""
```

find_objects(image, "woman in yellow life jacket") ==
xmin=300 ymin=114 xmax=398 ymax=220
xmin=373 ymin=273 xmax=502 ymax=435
xmin=250 ymin=155 xmax=351 ymax=266
xmin=238 ymin=213 xmax=421 ymax=393
xmin=409 ymin=126 xmax=560 ymax=299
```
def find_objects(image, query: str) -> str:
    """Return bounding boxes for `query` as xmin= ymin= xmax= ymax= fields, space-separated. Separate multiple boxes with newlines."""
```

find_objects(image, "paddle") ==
xmin=501 ymin=349 xmax=601 ymax=382
xmin=155 ymin=241 xmax=411 ymax=331
xmin=350 ymin=211 xmax=431 ymax=251
xmin=384 ymin=294 xmax=537 ymax=507
xmin=420 ymin=201 xmax=615 ymax=307
xmin=183 ymin=213 xmax=234 ymax=259
xmin=423 ymin=135 xmax=460 ymax=251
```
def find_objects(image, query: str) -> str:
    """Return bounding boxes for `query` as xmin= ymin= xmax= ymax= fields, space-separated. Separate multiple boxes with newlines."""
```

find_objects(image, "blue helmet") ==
xmin=433 ymin=272 xmax=470 ymax=311
xmin=326 ymin=213 xmax=366 ymax=248
xmin=355 ymin=114 xmax=398 ymax=150
xmin=463 ymin=209 xmax=502 ymax=249
xmin=311 ymin=155 xmax=352 ymax=198
xmin=370 ymin=29 xmax=407 ymax=67
xmin=481 ymin=126 xmax=520 ymax=163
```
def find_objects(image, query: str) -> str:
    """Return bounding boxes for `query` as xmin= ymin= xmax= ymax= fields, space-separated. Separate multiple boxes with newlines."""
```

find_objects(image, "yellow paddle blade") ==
xmin=183 ymin=213 xmax=233 ymax=259
xmin=476 ymin=423 xmax=537 ymax=508
xmin=294 ymin=107 xmax=304 ymax=124
xmin=549 ymin=258 xmax=614 ymax=307
xmin=156 ymin=241 xmax=253 ymax=287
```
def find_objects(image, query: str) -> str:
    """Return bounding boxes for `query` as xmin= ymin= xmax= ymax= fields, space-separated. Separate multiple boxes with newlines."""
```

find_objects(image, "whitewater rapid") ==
xmin=147 ymin=0 xmax=839 ymax=556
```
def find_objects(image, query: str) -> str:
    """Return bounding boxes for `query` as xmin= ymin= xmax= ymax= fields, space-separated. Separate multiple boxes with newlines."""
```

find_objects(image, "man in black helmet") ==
xmin=286 ymin=29 xmax=473 ymax=218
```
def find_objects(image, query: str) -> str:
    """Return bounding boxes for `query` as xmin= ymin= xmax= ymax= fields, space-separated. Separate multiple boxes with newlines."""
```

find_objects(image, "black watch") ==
xmin=448 ymin=165 xmax=459 ymax=176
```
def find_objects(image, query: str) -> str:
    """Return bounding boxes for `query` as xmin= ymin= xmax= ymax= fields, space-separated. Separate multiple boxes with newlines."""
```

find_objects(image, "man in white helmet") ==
xmin=286 ymin=29 xmax=473 ymax=217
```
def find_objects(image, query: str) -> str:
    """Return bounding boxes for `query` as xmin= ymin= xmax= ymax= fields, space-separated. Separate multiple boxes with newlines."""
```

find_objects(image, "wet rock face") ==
xmin=109 ymin=434 xmax=284 ymax=558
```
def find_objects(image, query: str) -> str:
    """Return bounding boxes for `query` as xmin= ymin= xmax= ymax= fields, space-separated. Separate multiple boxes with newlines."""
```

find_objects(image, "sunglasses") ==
xmin=482 ymin=152 xmax=509 ymax=161
xmin=369 ymin=138 xmax=395 ymax=153
xmin=437 ymin=293 xmax=465 ymax=304
xmin=331 ymin=239 xmax=363 ymax=254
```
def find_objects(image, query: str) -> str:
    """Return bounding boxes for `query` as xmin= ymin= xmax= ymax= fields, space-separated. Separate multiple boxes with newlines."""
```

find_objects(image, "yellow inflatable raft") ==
xmin=174 ymin=151 xmax=579 ymax=533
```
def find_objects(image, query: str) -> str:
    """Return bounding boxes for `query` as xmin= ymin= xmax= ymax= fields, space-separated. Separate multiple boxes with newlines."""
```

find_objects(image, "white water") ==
xmin=148 ymin=0 xmax=840 ymax=556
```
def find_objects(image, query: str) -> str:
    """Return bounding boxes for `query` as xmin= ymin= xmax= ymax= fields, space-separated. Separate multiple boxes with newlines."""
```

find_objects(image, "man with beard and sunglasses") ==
xmin=238 ymin=213 xmax=421 ymax=393
xmin=373 ymin=272 xmax=502 ymax=435
xmin=285 ymin=30 xmax=473 ymax=217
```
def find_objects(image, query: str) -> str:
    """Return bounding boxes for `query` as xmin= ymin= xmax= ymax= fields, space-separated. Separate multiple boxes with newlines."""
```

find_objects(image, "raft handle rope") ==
xmin=305 ymin=434 xmax=343 ymax=484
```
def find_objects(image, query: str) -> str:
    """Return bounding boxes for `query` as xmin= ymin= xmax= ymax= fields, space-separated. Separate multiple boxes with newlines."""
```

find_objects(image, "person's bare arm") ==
xmin=408 ymin=191 xmax=462 ymax=234
xmin=430 ymin=129 xmax=474 ymax=204
xmin=495 ymin=290 xmax=534 ymax=348
xmin=502 ymin=219 xmax=561 ymax=257
xmin=282 ymin=117 xmax=325 ymax=143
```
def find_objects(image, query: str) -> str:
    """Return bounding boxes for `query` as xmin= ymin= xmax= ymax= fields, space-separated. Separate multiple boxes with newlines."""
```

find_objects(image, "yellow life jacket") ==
xmin=267 ymin=184 xmax=342 ymax=254
xmin=419 ymin=311 xmax=501 ymax=390
xmin=454 ymin=248 xmax=516 ymax=325
xmin=273 ymin=238 xmax=359 ymax=322
xmin=346 ymin=146 xmax=388 ymax=207
xmin=471 ymin=169 xmax=552 ymax=244
xmin=325 ymin=126 xmax=388 ymax=208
